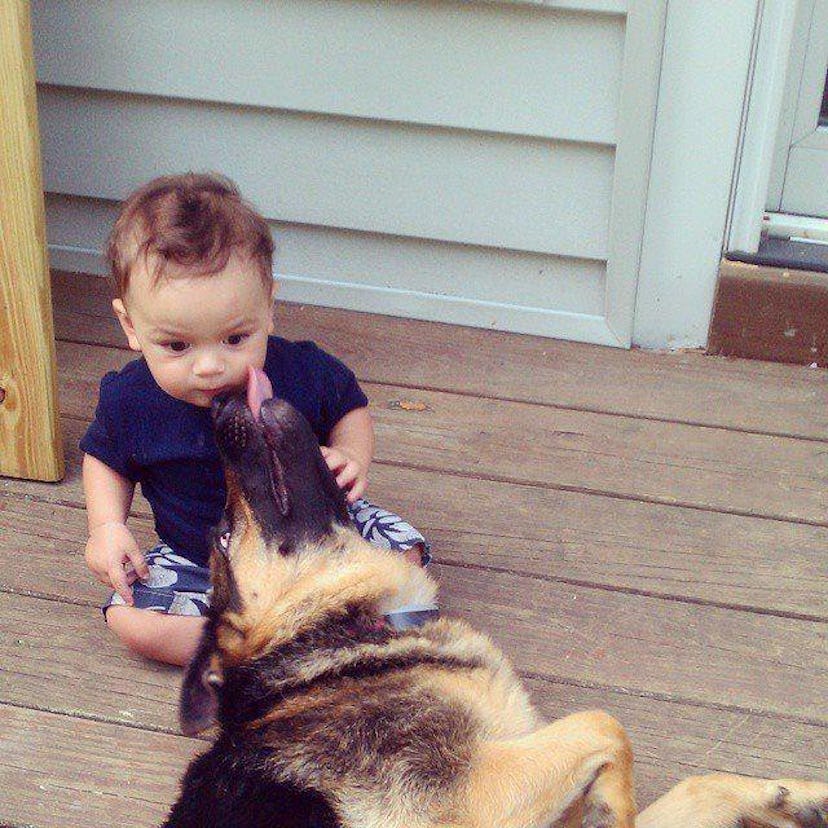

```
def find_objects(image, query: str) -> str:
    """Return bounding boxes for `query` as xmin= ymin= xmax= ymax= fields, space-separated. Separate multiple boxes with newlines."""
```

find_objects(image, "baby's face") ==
xmin=115 ymin=253 xmax=275 ymax=407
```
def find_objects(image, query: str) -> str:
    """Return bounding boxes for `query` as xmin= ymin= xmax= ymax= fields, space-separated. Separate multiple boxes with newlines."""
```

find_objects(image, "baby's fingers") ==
xmin=126 ymin=548 xmax=150 ymax=582
xmin=346 ymin=475 xmax=367 ymax=503
xmin=108 ymin=563 xmax=134 ymax=606
xmin=335 ymin=461 xmax=358 ymax=491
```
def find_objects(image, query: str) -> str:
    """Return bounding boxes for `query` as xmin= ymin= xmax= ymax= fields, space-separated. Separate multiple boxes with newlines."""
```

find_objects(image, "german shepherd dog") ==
xmin=163 ymin=370 xmax=827 ymax=828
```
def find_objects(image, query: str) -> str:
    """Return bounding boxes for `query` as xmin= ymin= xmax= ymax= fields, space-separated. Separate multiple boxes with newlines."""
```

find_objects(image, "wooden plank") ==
xmin=32 ymin=0 xmax=624 ymax=145
xmin=0 ymin=1 xmax=63 ymax=481
xmin=3 ymin=559 xmax=825 ymax=724
xmin=51 ymin=271 xmax=828 ymax=442
xmin=0 ymin=593 xmax=823 ymax=816
xmin=55 ymin=340 xmax=828 ymax=526
xmin=0 ymin=493 xmax=156 ymax=604
xmin=0 ymin=704 xmax=196 ymax=827
xmin=443 ymin=567 xmax=828 ymax=723
xmin=522 ymin=677 xmax=827 ymax=799
xmin=0 ymin=695 xmax=822 ymax=828
xmin=38 ymin=85 xmax=613 ymax=261
xmin=3 ymin=459 xmax=827 ymax=618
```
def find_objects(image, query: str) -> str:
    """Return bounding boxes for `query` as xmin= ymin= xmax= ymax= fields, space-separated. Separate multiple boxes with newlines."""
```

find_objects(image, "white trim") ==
xmin=632 ymin=0 xmax=761 ymax=349
xmin=727 ymin=0 xmax=798 ymax=254
xmin=766 ymin=0 xmax=816 ymax=208
xmin=602 ymin=0 xmax=668 ymax=346
xmin=793 ymin=126 xmax=828 ymax=150
xmin=763 ymin=211 xmax=828 ymax=242
xmin=480 ymin=0 xmax=626 ymax=13
xmin=48 ymin=245 xmax=625 ymax=347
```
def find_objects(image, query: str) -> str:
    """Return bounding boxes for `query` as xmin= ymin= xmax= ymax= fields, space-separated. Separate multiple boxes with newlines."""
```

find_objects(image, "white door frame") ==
xmin=727 ymin=0 xmax=799 ymax=253
xmin=728 ymin=0 xmax=828 ymax=253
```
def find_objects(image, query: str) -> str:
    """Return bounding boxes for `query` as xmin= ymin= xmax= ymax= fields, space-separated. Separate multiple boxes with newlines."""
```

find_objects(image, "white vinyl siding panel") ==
xmin=32 ymin=0 xmax=625 ymax=145
xmin=38 ymin=86 xmax=614 ymax=260
xmin=33 ymin=0 xmax=666 ymax=345
xmin=45 ymin=194 xmax=606 ymax=316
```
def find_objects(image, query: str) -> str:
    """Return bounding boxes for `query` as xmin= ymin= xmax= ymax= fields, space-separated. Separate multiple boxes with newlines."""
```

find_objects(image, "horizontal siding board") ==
xmin=50 ymin=242 xmax=619 ymax=342
xmin=486 ymin=0 xmax=626 ymax=11
xmin=38 ymin=86 xmax=614 ymax=259
xmin=32 ymin=0 xmax=624 ymax=144
xmin=45 ymin=194 xmax=607 ymax=316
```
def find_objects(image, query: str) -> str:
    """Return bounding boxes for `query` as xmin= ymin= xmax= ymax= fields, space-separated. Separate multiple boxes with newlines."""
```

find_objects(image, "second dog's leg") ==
xmin=636 ymin=773 xmax=828 ymax=828
xmin=463 ymin=709 xmax=635 ymax=828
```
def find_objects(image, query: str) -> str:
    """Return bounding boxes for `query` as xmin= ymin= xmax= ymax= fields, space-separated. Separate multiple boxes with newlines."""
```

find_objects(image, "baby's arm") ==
xmin=82 ymin=453 xmax=150 ymax=604
xmin=321 ymin=406 xmax=374 ymax=503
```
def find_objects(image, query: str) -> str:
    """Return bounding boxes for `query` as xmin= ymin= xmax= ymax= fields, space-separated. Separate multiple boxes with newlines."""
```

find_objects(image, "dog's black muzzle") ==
xmin=211 ymin=390 xmax=349 ymax=553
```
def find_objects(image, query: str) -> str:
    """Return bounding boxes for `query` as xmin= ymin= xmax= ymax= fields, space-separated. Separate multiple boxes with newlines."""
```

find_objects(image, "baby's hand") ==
xmin=84 ymin=522 xmax=150 ymax=606
xmin=320 ymin=446 xmax=367 ymax=504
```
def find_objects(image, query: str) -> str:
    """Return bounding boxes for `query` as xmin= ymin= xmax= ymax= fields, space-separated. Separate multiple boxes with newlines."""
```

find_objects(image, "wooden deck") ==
xmin=1 ymin=271 xmax=826 ymax=826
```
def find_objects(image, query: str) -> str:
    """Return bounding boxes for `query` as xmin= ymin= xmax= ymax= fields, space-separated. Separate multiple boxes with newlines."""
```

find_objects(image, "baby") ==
xmin=81 ymin=172 xmax=431 ymax=666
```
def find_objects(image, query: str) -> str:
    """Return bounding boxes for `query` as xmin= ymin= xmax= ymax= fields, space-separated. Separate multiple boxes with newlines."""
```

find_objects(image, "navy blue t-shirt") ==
xmin=80 ymin=336 xmax=368 ymax=567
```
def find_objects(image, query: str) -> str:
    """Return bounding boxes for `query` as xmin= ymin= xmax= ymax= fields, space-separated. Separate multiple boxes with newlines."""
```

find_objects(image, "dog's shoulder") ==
xmin=162 ymin=733 xmax=340 ymax=828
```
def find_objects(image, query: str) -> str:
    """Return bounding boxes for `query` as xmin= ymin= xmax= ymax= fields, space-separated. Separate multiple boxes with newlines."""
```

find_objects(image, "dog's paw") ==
xmin=760 ymin=780 xmax=828 ymax=828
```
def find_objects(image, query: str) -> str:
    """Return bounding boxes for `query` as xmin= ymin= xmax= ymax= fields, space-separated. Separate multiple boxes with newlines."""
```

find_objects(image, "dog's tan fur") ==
xmin=192 ymin=512 xmax=827 ymax=828
xmin=167 ymin=396 xmax=827 ymax=828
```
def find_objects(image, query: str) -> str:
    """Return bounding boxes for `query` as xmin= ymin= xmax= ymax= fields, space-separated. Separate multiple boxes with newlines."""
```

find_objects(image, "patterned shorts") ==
xmin=104 ymin=498 xmax=430 ymax=617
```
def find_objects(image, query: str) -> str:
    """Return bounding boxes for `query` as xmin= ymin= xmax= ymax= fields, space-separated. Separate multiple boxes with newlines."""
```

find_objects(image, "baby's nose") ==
xmin=193 ymin=350 xmax=223 ymax=376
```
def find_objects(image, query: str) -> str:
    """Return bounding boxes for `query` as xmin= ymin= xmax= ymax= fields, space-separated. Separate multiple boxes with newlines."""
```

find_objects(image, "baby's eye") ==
xmin=225 ymin=333 xmax=249 ymax=346
xmin=164 ymin=341 xmax=190 ymax=353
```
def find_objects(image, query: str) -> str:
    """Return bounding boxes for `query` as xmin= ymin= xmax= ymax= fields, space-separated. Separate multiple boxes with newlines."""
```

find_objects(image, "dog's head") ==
xmin=179 ymin=367 xmax=350 ymax=734
xmin=212 ymin=367 xmax=350 ymax=561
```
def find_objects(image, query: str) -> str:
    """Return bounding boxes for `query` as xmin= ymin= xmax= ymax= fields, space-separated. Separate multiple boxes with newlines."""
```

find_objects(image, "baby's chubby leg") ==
xmin=106 ymin=606 xmax=205 ymax=666
xmin=102 ymin=543 xmax=212 ymax=665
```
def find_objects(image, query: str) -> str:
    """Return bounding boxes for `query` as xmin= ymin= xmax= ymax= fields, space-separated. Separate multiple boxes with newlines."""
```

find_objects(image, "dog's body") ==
xmin=163 ymin=381 xmax=827 ymax=828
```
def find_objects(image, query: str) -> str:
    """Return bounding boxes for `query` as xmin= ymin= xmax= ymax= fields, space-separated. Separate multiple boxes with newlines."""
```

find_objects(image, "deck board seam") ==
xmin=3 ymin=488 xmax=824 ymax=621
xmin=54 ymin=334 xmax=828 ymax=444
xmin=375 ymin=459 xmax=828 ymax=529
xmin=523 ymin=672 xmax=828 ymax=729
xmin=54 ymin=413 xmax=828 ymax=528
xmin=434 ymin=559 xmax=828 ymax=623
xmin=3 ymin=662 xmax=823 ymax=734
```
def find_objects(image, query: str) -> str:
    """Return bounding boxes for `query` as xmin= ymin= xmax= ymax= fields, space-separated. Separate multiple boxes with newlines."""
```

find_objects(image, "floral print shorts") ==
xmin=104 ymin=498 xmax=430 ymax=617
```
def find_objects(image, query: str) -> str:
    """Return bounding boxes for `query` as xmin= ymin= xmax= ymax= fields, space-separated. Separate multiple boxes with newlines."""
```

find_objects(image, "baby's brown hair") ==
xmin=107 ymin=172 xmax=274 ymax=299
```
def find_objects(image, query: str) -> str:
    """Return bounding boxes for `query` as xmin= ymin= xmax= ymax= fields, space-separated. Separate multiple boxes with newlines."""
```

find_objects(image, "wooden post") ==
xmin=0 ymin=0 xmax=64 ymax=481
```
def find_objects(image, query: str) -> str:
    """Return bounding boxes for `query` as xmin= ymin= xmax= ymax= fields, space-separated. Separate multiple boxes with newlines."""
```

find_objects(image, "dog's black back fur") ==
xmin=162 ymin=737 xmax=339 ymax=828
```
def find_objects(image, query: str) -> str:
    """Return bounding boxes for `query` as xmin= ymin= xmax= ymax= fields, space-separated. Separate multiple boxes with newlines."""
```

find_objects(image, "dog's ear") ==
xmin=179 ymin=625 xmax=223 ymax=736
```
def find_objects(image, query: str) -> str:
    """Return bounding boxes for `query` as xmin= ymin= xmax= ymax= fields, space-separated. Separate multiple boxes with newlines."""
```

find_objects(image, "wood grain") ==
xmin=1 ymin=272 xmax=825 ymax=828
xmin=54 ymin=339 xmax=828 ymax=525
xmin=0 ymin=3 xmax=63 ymax=480
xmin=0 ymin=597 xmax=823 ymax=827
xmin=51 ymin=270 xmax=828 ymax=441
xmin=0 ymin=704 xmax=197 ymax=827
xmin=3 ymin=458 xmax=827 ymax=618
xmin=3 ymin=565 xmax=824 ymax=724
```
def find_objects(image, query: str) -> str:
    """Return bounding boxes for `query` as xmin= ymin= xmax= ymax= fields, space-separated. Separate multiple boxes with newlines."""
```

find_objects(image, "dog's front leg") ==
xmin=462 ymin=709 xmax=635 ymax=828
xmin=636 ymin=773 xmax=828 ymax=828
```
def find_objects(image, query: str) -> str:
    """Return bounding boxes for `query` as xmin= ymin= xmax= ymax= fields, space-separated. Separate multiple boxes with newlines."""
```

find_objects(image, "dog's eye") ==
xmin=211 ymin=519 xmax=232 ymax=556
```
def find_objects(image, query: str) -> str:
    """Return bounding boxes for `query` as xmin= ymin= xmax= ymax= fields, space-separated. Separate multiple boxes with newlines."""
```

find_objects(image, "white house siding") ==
xmin=32 ymin=0 xmax=666 ymax=346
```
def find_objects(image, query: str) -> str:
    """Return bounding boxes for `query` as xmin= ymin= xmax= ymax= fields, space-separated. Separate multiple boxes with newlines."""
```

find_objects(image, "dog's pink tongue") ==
xmin=247 ymin=366 xmax=273 ymax=421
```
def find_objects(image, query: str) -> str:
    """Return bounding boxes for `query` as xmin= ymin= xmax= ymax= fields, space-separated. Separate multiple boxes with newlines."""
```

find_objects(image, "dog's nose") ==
xmin=212 ymin=393 xmax=255 ymax=458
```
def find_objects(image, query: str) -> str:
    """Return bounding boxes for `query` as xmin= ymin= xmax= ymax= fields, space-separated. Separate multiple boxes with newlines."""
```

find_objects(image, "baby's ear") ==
xmin=179 ymin=624 xmax=222 ymax=736
xmin=112 ymin=299 xmax=142 ymax=352
xmin=268 ymin=281 xmax=278 ymax=334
